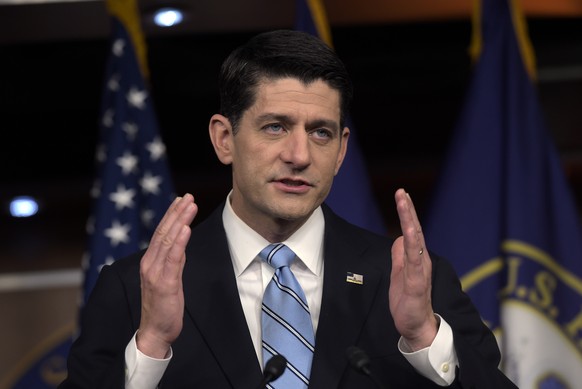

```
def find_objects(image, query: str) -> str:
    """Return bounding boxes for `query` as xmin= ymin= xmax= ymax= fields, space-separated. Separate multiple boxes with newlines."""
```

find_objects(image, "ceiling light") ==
xmin=9 ymin=196 xmax=39 ymax=218
xmin=153 ymin=7 xmax=184 ymax=27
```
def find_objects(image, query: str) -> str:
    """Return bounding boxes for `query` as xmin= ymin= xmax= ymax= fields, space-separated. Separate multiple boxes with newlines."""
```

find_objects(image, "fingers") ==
xmin=391 ymin=189 xmax=436 ymax=348
xmin=394 ymin=189 xmax=426 ymax=265
xmin=142 ymin=194 xmax=198 ymax=275
xmin=137 ymin=195 xmax=196 ymax=357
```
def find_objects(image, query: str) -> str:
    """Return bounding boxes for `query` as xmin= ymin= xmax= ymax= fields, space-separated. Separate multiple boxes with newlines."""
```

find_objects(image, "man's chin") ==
xmin=269 ymin=202 xmax=318 ymax=223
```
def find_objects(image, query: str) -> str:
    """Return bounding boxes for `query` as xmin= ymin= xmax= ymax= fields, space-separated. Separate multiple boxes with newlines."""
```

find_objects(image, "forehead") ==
xmin=249 ymin=77 xmax=341 ymax=119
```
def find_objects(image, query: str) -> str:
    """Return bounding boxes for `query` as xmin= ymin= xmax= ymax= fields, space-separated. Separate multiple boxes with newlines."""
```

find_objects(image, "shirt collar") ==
xmin=222 ymin=191 xmax=325 ymax=277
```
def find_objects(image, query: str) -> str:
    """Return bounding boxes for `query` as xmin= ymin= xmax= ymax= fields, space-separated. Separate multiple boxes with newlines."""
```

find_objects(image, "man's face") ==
xmin=213 ymin=77 xmax=349 ymax=234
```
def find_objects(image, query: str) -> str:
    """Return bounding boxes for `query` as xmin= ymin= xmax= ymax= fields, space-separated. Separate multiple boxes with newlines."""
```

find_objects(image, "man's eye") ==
xmin=265 ymin=124 xmax=284 ymax=133
xmin=313 ymin=129 xmax=332 ymax=139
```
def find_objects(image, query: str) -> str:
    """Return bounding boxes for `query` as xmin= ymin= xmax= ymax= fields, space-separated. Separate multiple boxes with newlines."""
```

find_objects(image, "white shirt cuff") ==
xmin=125 ymin=332 xmax=172 ymax=389
xmin=398 ymin=314 xmax=458 ymax=386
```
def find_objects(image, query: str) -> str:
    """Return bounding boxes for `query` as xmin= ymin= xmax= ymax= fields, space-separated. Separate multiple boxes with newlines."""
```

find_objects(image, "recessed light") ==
xmin=9 ymin=196 xmax=39 ymax=218
xmin=153 ymin=7 xmax=184 ymax=27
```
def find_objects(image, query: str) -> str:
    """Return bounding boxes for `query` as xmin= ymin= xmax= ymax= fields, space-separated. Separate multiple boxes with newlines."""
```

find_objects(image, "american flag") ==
xmin=9 ymin=2 xmax=175 ymax=387
xmin=82 ymin=4 xmax=174 ymax=302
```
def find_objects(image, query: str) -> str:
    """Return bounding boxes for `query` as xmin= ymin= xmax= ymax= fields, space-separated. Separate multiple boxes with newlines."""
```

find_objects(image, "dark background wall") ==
xmin=1 ymin=16 xmax=581 ymax=273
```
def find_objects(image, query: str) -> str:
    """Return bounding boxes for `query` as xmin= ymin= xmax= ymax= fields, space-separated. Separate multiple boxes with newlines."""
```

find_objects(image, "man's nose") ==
xmin=281 ymin=130 xmax=311 ymax=168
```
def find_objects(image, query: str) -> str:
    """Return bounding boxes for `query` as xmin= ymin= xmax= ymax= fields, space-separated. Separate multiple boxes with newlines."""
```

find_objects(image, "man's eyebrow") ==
xmin=255 ymin=113 xmax=340 ymax=133
xmin=255 ymin=113 xmax=293 ymax=125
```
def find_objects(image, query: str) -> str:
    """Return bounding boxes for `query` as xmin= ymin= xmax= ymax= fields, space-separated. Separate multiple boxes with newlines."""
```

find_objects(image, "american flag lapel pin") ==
xmin=346 ymin=272 xmax=364 ymax=285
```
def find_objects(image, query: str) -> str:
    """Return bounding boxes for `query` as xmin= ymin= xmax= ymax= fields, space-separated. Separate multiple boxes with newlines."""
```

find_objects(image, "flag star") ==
xmin=90 ymin=180 xmax=101 ymax=199
xmin=86 ymin=216 xmax=95 ymax=234
xmin=141 ymin=208 xmax=155 ymax=227
xmin=127 ymin=86 xmax=147 ymax=109
xmin=108 ymin=74 xmax=120 ymax=91
xmin=140 ymin=172 xmax=162 ymax=195
xmin=116 ymin=151 xmax=139 ymax=175
xmin=122 ymin=122 xmax=139 ymax=141
xmin=98 ymin=256 xmax=116 ymax=272
xmin=112 ymin=38 xmax=125 ymax=57
xmin=109 ymin=184 xmax=136 ymax=210
xmin=90 ymin=187 xmax=100 ymax=200
xmin=104 ymin=220 xmax=131 ymax=246
xmin=102 ymin=108 xmax=114 ymax=127
xmin=96 ymin=144 xmax=107 ymax=163
xmin=146 ymin=137 xmax=166 ymax=161
xmin=81 ymin=252 xmax=90 ymax=271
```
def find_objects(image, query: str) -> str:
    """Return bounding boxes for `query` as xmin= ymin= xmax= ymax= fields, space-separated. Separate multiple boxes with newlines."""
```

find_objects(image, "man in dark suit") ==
xmin=60 ymin=30 xmax=517 ymax=388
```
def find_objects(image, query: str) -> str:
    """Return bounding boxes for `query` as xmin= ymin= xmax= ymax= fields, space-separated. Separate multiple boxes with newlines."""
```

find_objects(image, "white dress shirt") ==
xmin=125 ymin=196 xmax=458 ymax=388
xmin=222 ymin=195 xmax=325 ymax=366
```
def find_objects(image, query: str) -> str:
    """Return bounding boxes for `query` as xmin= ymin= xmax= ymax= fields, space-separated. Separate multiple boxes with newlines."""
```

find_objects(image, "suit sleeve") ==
xmin=431 ymin=255 xmax=518 ymax=388
xmin=59 ymin=262 xmax=140 ymax=389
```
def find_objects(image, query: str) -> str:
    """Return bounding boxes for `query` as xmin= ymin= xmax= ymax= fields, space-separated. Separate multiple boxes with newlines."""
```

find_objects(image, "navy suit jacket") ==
xmin=60 ymin=203 xmax=516 ymax=388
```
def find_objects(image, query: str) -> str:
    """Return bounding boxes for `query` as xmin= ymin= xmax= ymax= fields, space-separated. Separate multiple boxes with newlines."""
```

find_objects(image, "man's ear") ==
xmin=209 ymin=114 xmax=234 ymax=165
xmin=334 ymin=126 xmax=350 ymax=175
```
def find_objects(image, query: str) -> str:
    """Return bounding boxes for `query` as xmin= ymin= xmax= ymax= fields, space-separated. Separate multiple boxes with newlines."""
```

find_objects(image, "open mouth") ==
xmin=280 ymin=179 xmax=307 ymax=186
xmin=273 ymin=178 xmax=312 ymax=193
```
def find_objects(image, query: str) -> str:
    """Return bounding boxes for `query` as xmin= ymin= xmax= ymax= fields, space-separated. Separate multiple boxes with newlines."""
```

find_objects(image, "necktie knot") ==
xmin=259 ymin=243 xmax=296 ymax=269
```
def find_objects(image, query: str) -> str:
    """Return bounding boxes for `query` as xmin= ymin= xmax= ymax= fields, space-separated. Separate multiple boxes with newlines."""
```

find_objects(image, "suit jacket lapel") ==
xmin=178 ymin=203 xmax=388 ymax=388
xmin=182 ymin=205 xmax=263 ymax=388
xmin=310 ymin=205 xmax=389 ymax=388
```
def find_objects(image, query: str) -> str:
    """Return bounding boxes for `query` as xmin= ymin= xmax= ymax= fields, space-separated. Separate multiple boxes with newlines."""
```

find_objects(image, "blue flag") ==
xmin=82 ymin=0 xmax=174 ymax=301
xmin=7 ymin=1 xmax=174 ymax=387
xmin=424 ymin=0 xmax=582 ymax=387
xmin=295 ymin=0 xmax=386 ymax=235
xmin=7 ymin=335 xmax=72 ymax=388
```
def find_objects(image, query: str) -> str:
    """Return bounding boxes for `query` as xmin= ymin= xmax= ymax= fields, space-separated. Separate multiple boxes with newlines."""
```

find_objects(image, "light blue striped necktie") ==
xmin=260 ymin=243 xmax=315 ymax=388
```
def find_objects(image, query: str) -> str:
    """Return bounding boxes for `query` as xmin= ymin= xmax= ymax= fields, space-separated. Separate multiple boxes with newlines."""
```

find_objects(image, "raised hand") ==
xmin=389 ymin=189 xmax=438 ymax=351
xmin=136 ymin=194 xmax=198 ymax=358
